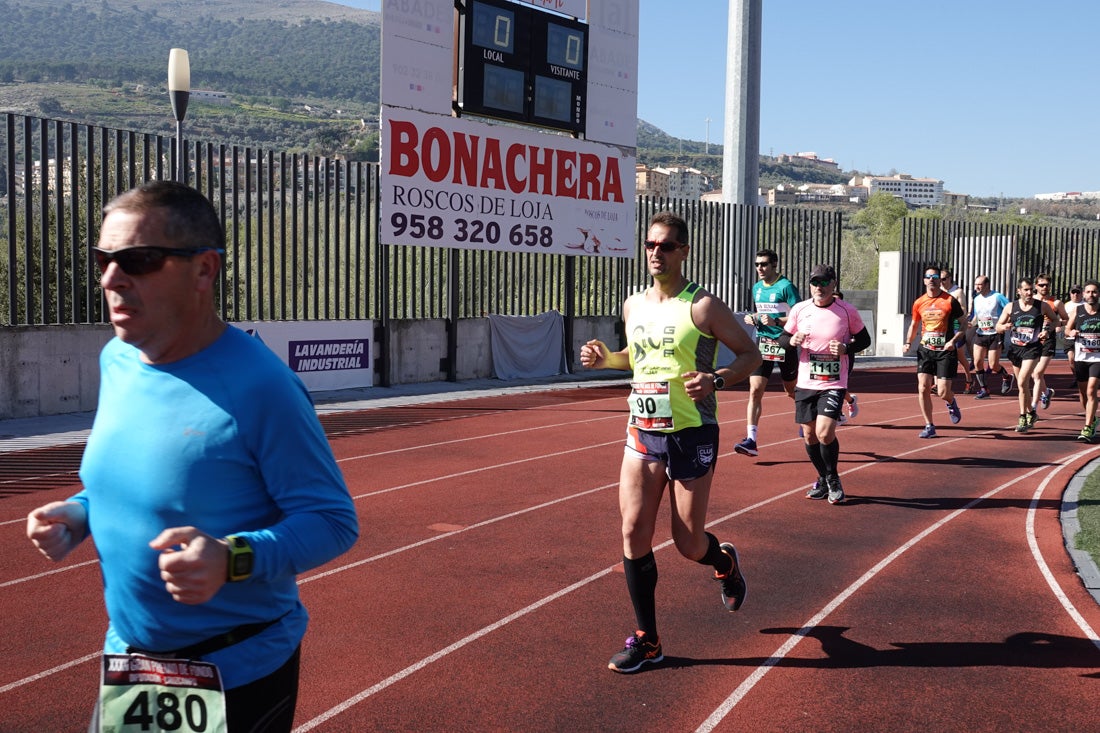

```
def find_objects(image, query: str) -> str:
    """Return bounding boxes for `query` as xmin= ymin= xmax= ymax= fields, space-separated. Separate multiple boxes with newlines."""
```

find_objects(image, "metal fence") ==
xmin=2 ymin=112 xmax=843 ymax=329
xmin=898 ymin=217 xmax=1100 ymax=310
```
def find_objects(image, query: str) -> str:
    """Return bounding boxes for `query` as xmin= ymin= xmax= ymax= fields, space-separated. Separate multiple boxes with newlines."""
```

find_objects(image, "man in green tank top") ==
xmin=580 ymin=211 xmax=761 ymax=673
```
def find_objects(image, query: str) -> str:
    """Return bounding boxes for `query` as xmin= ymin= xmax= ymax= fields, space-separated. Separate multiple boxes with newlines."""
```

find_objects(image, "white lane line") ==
xmin=0 ymin=652 xmax=101 ymax=695
xmin=1026 ymin=448 xmax=1100 ymax=645
xmin=694 ymin=460 xmax=1059 ymax=733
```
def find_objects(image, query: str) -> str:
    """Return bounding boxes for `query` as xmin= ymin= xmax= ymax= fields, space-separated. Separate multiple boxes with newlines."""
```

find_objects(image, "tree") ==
xmin=852 ymin=192 xmax=910 ymax=253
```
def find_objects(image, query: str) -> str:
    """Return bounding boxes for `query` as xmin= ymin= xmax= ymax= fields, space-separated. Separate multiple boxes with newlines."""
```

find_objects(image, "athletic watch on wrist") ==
xmin=226 ymin=535 xmax=254 ymax=582
xmin=712 ymin=373 xmax=725 ymax=391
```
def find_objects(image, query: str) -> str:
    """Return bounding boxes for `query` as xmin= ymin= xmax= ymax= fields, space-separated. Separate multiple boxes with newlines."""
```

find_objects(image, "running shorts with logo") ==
xmin=917 ymin=347 xmax=958 ymax=379
xmin=794 ymin=388 xmax=845 ymax=423
xmin=625 ymin=424 xmax=719 ymax=481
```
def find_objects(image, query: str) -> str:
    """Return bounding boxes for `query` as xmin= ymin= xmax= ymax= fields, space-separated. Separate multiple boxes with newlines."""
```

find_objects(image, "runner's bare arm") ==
xmin=692 ymin=292 xmax=762 ymax=387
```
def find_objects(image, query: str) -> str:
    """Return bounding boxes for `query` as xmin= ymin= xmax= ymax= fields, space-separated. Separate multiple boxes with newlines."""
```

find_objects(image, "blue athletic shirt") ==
xmin=72 ymin=326 xmax=359 ymax=689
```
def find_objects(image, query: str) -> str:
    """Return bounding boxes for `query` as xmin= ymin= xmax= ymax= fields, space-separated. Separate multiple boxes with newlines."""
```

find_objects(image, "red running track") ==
xmin=2 ymin=363 xmax=1099 ymax=732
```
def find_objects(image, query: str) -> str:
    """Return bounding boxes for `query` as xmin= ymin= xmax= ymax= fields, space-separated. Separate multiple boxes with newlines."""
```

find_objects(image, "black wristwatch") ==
xmin=226 ymin=535 xmax=254 ymax=582
xmin=712 ymin=373 xmax=725 ymax=391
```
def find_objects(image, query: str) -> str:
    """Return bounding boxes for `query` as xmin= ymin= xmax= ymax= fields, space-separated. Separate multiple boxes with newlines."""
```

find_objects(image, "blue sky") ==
xmin=339 ymin=0 xmax=1098 ymax=198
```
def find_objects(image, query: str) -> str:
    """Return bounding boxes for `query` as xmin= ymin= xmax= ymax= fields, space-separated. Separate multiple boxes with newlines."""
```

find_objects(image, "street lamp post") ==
xmin=168 ymin=48 xmax=190 ymax=183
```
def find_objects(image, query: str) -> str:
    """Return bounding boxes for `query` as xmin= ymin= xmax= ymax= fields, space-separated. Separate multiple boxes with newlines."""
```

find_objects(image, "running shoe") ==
xmin=1016 ymin=414 xmax=1029 ymax=433
xmin=734 ymin=437 xmax=758 ymax=457
xmin=947 ymin=398 xmax=962 ymax=424
xmin=806 ymin=477 xmax=828 ymax=500
xmin=963 ymin=379 xmax=975 ymax=395
xmin=847 ymin=394 xmax=860 ymax=419
xmin=838 ymin=412 xmax=849 ymax=425
xmin=1000 ymin=372 xmax=1015 ymax=395
xmin=716 ymin=542 xmax=747 ymax=612
xmin=826 ymin=475 xmax=845 ymax=505
xmin=1041 ymin=387 xmax=1054 ymax=409
xmin=918 ymin=424 xmax=937 ymax=439
xmin=1027 ymin=409 xmax=1038 ymax=428
xmin=1077 ymin=425 xmax=1095 ymax=443
xmin=608 ymin=631 xmax=663 ymax=673
xmin=974 ymin=388 xmax=990 ymax=400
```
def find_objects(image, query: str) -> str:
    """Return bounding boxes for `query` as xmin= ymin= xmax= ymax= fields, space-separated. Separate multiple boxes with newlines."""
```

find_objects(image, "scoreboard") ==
xmin=457 ymin=0 xmax=588 ymax=135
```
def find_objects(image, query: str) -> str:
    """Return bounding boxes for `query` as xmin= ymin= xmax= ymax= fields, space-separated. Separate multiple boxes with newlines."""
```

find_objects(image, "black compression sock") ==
xmin=623 ymin=552 xmax=658 ymax=637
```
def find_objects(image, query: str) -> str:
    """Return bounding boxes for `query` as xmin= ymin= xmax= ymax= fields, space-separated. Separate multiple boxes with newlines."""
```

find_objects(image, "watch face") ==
xmin=232 ymin=553 xmax=252 ymax=575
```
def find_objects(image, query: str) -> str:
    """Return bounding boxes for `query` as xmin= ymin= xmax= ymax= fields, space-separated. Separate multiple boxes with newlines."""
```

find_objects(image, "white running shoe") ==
xmin=847 ymin=394 xmax=859 ymax=419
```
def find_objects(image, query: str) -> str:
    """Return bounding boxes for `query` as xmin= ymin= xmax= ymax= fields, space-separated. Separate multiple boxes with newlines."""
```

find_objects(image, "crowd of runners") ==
xmin=580 ymin=213 xmax=1096 ymax=675
xmin=742 ymin=256 xmax=1100 ymax=449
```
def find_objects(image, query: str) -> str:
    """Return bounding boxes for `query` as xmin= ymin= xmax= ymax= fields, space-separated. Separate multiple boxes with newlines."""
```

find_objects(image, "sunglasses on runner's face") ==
xmin=92 ymin=245 xmax=223 ymax=276
xmin=924 ymin=274 xmax=941 ymax=281
xmin=809 ymin=278 xmax=833 ymax=287
xmin=644 ymin=240 xmax=683 ymax=252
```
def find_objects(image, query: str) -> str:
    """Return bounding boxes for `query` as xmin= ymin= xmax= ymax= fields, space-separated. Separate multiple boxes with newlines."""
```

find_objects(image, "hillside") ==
xmin=0 ymin=0 xmax=859 ymax=186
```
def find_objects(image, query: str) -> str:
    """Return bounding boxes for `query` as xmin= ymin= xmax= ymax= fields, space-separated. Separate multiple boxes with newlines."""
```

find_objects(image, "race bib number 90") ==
xmin=628 ymin=381 xmax=674 ymax=430
xmin=100 ymin=654 xmax=226 ymax=733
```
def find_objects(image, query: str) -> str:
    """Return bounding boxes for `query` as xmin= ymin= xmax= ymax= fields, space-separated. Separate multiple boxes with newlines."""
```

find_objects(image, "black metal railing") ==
xmin=2 ymin=112 xmax=845 ymax=328
xmin=899 ymin=217 xmax=1100 ymax=309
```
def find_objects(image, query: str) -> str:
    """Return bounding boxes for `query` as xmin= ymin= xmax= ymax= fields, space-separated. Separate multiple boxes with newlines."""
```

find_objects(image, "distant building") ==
xmin=941 ymin=192 xmax=969 ymax=208
xmin=767 ymin=185 xmax=796 ymax=205
xmin=859 ymin=174 xmax=943 ymax=207
xmin=1034 ymin=191 xmax=1100 ymax=201
xmin=635 ymin=164 xmax=669 ymax=198
xmin=655 ymin=166 xmax=711 ymax=200
xmin=191 ymin=90 xmax=231 ymax=105
xmin=797 ymin=183 xmax=864 ymax=205
xmin=776 ymin=151 xmax=840 ymax=170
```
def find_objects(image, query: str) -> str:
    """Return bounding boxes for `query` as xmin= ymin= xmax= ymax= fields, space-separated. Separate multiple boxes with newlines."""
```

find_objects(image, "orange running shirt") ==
xmin=911 ymin=291 xmax=965 ymax=351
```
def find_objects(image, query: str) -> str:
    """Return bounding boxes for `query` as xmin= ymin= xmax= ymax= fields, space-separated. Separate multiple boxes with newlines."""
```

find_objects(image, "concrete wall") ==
xmin=876 ymin=251 xmax=909 ymax=356
xmin=6 ymin=280 xmax=917 ymax=420
xmin=0 ymin=316 xmax=624 ymax=420
xmin=0 ymin=325 xmax=113 ymax=419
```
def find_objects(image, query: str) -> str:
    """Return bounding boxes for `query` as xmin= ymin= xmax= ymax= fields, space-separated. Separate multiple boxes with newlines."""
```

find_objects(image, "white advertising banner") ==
xmin=233 ymin=320 xmax=374 ymax=393
xmin=586 ymin=0 xmax=639 ymax=147
xmin=380 ymin=0 xmax=455 ymax=115
xmin=380 ymin=106 xmax=636 ymax=257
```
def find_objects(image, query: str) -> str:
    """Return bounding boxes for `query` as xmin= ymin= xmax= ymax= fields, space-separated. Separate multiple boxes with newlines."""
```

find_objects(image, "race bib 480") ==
xmin=99 ymin=654 xmax=226 ymax=733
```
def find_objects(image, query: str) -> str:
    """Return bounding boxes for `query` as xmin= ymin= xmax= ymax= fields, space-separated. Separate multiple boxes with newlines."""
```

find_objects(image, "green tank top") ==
xmin=625 ymin=281 xmax=718 ymax=432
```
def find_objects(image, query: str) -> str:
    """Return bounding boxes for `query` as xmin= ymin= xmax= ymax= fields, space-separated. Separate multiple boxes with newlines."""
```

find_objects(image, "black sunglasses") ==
xmin=92 ymin=245 xmax=223 ymax=276
xmin=809 ymin=278 xmax=833 ymax=287
xmin=644 ymin=240 xmax=683 ymax=253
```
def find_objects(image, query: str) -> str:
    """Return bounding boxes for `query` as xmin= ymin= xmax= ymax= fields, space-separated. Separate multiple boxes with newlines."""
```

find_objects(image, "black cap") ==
xmin=809 ymin=264 xmax=837 ymax=282
xmin=1071 ymin=284 xmax=1082 ymax=293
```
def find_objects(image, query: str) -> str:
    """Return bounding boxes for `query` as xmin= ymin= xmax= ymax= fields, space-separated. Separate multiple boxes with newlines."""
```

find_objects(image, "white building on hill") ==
xmin=858 ymin=174 xmax=943 ymax=207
